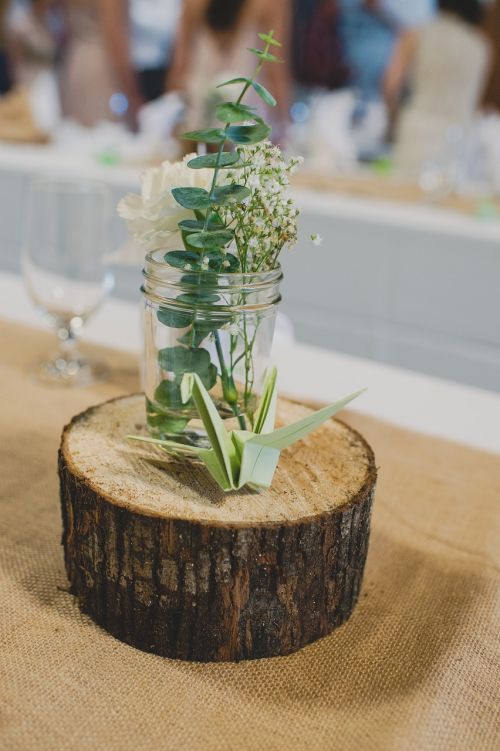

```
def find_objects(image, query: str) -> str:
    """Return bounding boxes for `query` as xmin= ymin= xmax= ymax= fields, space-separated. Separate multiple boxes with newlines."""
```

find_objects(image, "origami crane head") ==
xmin=128 ymin=368 xmax=364 ymax=492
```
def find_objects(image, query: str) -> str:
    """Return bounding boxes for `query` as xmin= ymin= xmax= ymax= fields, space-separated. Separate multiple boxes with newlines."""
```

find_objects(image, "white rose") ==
xmin=117 ymin=154 xmax=212 ymax=252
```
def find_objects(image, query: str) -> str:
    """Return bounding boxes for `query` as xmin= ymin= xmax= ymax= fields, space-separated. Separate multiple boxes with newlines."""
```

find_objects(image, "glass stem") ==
xmin=57 ymin=321 xmax=80 ymax=362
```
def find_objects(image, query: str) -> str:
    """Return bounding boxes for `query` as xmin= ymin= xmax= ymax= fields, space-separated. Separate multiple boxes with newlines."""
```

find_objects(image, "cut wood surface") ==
xmin=59 ymin=394 xmax=377 ymax=662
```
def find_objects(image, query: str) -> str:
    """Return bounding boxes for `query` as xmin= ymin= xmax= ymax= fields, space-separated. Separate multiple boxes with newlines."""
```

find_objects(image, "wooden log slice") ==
xmin=59 ymin=394 xmax=376 ymax=662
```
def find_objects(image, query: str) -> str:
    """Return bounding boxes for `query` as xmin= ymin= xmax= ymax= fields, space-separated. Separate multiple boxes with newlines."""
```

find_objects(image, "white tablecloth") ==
xmin=1 ymin=270 xmax=499 ymax=455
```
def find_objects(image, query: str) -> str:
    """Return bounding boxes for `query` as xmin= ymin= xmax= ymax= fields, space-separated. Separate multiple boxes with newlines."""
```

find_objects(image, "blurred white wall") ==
xmin=0 ymin=151 xmax=498 ymax=392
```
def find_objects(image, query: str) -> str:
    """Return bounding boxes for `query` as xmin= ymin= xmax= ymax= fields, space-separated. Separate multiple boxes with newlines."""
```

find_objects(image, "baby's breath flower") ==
xmin=247 ymin=174 xmax=261 ymax=190
xmin=218 ymin=140 xmax=302 ymax=272
xmin=311 ymin=233 xmax=323 ymax=246
xmin=289 ymin=156 xmax=304 ymax=174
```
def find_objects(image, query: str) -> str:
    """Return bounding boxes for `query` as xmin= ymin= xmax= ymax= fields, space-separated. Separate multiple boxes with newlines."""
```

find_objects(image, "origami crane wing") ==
xmin=253 ymin=366 xmax=278 ymax=435
xmin=181 ymin=371 xmax=240 ymax=490
xmin=247 ymin=390 xmax=366 ymax=450
xmin=235 ymin=389 xmax=365 ymax=489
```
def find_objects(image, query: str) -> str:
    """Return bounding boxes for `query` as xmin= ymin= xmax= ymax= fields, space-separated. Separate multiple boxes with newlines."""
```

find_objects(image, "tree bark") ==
xmin=59 ymin=394 xmax=376 ymax=662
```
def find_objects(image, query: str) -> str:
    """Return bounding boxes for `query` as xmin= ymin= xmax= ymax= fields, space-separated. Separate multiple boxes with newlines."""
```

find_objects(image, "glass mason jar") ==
xmin=142 ymin=249 xmax=282 ymax=445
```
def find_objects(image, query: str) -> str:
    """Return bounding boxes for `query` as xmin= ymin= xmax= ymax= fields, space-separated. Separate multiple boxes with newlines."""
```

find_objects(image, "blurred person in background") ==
xmin=101 ymin=0 xmax=180 ymax=108
xmin=0 ymin=0 xmax=63 ymax=140
xmin=0 ymin=0 xmax=11 ymax=93
xmin=292 ymin=0 xmax=348 ymax=92
xmin=6 ymin=0 xmax=61 ymax=86
xmin=338 ymin=0 xmax=435 ymax=103
xmin=482 ymin=0 xmax=500 ymax=110
xmin=59 ymin=0 xmax=118 ymax=126
xmin=60 ymin=0 xmax=180 ymax=128
xmin=168 ymin=0 xmax=291 ymax=143
xmin=385 ymin=0 xmax=491 ymax=176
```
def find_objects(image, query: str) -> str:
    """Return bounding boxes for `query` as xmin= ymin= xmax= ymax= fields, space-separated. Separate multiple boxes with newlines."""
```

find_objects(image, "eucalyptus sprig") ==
xmin=166 ymin=29 xmax=282 ymax=269
xmin=156 ymin=31 xmax=283 ymax=429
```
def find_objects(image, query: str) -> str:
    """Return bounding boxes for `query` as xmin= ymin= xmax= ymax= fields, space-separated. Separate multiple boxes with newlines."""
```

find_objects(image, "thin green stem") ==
xmin=197 ymin=37 xmax=273 ymax=430
xmin=182 ymin=34 xmax=276 ymax=435
xmin=242 ymin=317 xmax=258 ymax=417
xmin=214 ymin=330 xmax=246 ymax=430
xmin=202 ymin=38 xmax=271 ymax=235
xmin=231 ymin=350 xmax=247 ymax=371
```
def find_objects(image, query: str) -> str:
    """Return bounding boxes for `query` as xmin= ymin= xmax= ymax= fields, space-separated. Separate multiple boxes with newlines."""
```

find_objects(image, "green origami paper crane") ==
xmin=128 ymin=368 xmax=365 ymax=492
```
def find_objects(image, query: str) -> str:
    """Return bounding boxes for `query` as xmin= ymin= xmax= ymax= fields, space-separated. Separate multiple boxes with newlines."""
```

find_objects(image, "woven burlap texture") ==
xmin=0 ymin=320 xmax=499 ymax=751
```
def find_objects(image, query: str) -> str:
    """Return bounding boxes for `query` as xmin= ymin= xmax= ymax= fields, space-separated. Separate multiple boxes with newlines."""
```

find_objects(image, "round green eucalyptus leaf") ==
xmin=157 ymin=307 xmax=194 ymax=328
xmin=180 ymin=231 xmax=201 ymax=253
xmin=178 ymin=218 xmax=223 ymax=233
xmin=203 ymin=250 xmax=240 ymax=273
xmin=176 ymin=292 xmax=220 ymax=305
xmin=164 ymin=250 xmax=202 ymax=270
xmin=199 ymin=362 xmax=218 ymax=391
xmin=187 ymin=152 xmax=240 ymax=169
xmin=216 ymin=77 xmax=248 ymax=89
xmin=146 ymin=399 xmax=189 ymax=433
xmin=215 ymin=102 xmax=256 ymax=124
xmin=251 ymin=80 xmax=276 ymax=107
xmin=226 ymin=123 xmax=272 ymax=145
xmin=172 ymin=187 xmax=211 ymax=210
xmin=188 ymin=230 xmax=233 ymax=249
xmin=179 ymin=273 xmax=205 ymax=286
xmin=158 ymin=345 xmax=212 ymax=374
xmin=211 ymin=184 xmax=250 ymax=205
xmin=147 ymin=414 xmax=190 ymax=433
xmin=182 ymin=128 xmax=226 ymax=143
xmin=177 ymin=323 xmax=213 ymax=347
xmin=179 ymin=273 xmax=222 ymax=290
xmin=154 ymin=379 xmax=185 ymax=408
xmin=159 ymin=417 xmax=189 ymax=433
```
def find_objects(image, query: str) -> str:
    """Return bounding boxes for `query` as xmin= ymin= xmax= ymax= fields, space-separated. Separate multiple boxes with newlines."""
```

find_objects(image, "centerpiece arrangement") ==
xmin=118 ymin=30 xmax=305 ymax=446
xmin=118 ymin=30 xmax=362 ymax=489
xmin=58 ymin=31 xmax=377 ymax=662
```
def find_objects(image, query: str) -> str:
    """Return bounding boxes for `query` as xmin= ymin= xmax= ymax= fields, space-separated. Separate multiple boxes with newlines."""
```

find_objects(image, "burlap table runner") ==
xmin=1 ymin=319 xmax=498 ymax=751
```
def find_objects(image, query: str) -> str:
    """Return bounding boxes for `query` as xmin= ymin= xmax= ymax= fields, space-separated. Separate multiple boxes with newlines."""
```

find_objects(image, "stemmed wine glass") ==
xmin=22 ymin=177 xmax=114 ymax=386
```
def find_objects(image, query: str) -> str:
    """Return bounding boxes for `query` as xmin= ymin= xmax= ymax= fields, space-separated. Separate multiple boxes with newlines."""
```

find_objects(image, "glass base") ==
xmin=34 ymin=354 xmax=109 ymax=387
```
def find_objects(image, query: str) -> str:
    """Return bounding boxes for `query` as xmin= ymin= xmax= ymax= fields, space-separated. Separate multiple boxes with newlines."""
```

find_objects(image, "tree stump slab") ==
xmin=58 ymin=394 xmax=377 ymax=662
